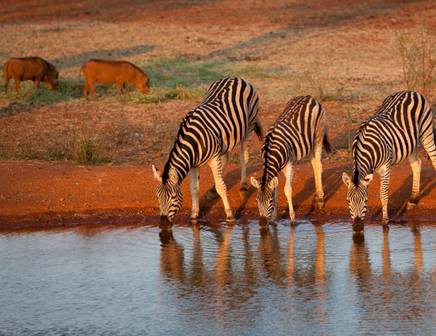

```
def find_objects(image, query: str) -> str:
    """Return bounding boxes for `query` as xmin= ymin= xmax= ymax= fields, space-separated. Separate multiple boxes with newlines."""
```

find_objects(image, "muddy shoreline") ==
xmin=1 ymin=160 xmax=435 ymax=230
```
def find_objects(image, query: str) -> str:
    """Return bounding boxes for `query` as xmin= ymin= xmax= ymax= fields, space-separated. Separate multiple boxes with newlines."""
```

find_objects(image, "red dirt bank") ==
xmin=0 ymin=160 xmax=434 ymax=230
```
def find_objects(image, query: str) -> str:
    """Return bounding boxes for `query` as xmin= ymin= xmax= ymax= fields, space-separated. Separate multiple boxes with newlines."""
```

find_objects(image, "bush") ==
xmin=396 ymin=28 xmax=435 ymax=99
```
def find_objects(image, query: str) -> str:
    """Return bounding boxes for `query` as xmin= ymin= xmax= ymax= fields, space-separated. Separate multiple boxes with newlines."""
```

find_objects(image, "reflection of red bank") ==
xmin=0 ymin=160 xmax=435 ymax=230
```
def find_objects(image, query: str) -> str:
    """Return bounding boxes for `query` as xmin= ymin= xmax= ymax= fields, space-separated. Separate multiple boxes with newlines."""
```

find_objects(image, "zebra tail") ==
xmin=254 ymin=119 xmax=263 ymax=141
xmin=323 ymin=132 xmax=332 ymax=153
xmin=428 ymin=127 xmax=436 ymax=160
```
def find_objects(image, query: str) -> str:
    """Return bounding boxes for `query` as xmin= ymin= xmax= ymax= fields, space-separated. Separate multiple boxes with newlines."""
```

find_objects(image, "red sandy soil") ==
xmin=0 ymin=0 xmax=434 ymax=229
xmin=0 ymin=159 xmax=434 ymax=230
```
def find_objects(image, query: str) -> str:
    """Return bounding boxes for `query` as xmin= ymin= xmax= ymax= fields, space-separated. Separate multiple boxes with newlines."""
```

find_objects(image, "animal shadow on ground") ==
xmin=370 ymin=166 xmax=435 ymax=222
xmin=198 ymin=160 xmax=262 ymax=219
xmin=0 ymin=102 xmax=33 ymax=117
xmin=280 ymin=164 xmax=345 ymax=218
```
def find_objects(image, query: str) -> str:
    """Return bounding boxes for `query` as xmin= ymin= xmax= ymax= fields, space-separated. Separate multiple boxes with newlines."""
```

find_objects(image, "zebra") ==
xmin=250 ymin=96 xmax=331 ymax=226
xmin=152 ymin=77 xmax=262 ymax=227
xmin=342 ymin=91 xmax=436 ymax=232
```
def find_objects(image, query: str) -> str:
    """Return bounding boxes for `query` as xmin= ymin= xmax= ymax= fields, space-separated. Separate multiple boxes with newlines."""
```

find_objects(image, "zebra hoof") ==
xmin=406 ymin=201 xmax=417 ymax=210
xmin=382 ymin=218 xmax=389 ymax=226
xmin=226 ymin=215 xmax=236 ymax=223
xmin=313 ymin=195 xmax=324 ymax=211
xmin=383 ymin=224 xmax=390 ymax=232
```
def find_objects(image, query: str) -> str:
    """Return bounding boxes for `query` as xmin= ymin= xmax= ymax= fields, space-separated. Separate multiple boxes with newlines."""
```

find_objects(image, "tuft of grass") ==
xmin=396 ymin=28 xmax=435 ymax=99
xmin=75 ymin=136 xmax=100 ymax=164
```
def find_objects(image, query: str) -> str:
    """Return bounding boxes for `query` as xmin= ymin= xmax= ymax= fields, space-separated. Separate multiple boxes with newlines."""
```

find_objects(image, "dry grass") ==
xmin=396 ymin=28 xmax=436 ymax=100
xmin=0 ymin=0 xmax=435 ymax=166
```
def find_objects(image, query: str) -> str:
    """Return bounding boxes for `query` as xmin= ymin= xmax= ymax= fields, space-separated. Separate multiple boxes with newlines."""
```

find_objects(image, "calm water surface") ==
xmin=1 ymin=221 xmax=435 ymax=336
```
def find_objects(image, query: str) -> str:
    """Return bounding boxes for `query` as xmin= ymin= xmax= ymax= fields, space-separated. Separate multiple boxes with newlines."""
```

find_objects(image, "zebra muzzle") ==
xmin=259 ymin=216 xmax=268 ymax=227
xmin=353 ymin=217 xmax=364 ymax=232
xmin=159 ymin=215 xmax=173 ymax=230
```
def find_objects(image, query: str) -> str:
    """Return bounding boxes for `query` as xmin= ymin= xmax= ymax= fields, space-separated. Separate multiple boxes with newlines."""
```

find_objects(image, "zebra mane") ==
xmin=260 ymin=128 xmax=275 ymax=187
xmin=352 ymin=115 xmax=386 ymax=186
xmin=352 ymin=170 xmax=360 ymax=187
xmin=351 ymin=119 xmax=371 ymax=187
xmin=161 ymin=110 xmax=195 ymax=183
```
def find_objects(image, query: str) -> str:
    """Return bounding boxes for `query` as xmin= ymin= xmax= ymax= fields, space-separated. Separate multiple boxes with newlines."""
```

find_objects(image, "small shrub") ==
xmin=74 ymin=136 xmax=99 ymax=164
xmin=396 ymin=28 xmax=435 ymax=99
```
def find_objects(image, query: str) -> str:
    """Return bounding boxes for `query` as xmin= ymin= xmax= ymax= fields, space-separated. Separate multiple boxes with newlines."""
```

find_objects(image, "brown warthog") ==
xmin=3 ymin=57 xmax=59 ymax=93
xmin=81 ymin=59 xmax=149 ymax=98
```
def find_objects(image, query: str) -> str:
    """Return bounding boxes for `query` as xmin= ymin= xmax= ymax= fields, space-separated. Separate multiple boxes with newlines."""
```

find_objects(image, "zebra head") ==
xmin=342 ymin=172 xmax=373 ymax=232
xmin=152 ymin=165 xmax=183 ymax=226
xmin=251 ymin=176 xmax=279 ymax=226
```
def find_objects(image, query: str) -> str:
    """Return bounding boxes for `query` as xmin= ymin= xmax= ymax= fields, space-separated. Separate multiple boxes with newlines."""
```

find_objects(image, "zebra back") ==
xmin=261 ymin=96 xmax=325 ymax=186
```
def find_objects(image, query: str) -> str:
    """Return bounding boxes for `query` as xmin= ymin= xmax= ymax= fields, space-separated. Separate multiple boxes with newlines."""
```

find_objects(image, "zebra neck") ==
xmin=352 ymin=152 xmax=375 ymax=185
xmin=352 ymin=129 xmax=391 ymax=185
xmin=162 ymin=146 xmax=191 ymax=184
xmin=260 ymin=155 xmax=287 ymax=187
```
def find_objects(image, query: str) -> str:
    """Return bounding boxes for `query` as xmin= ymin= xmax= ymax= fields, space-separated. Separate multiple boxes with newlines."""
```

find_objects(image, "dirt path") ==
xmin=0 ymin=160 xmax=434 ymax=229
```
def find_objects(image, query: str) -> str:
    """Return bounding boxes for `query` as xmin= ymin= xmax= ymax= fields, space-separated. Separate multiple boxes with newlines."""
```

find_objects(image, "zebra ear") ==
xmin=342 ymin=172 xmax=351 ymax=187
xmin=250 ymin=176 xmax=260 ymax=189
xmin=362 ymin=173 xmax=374 ymax=186
xmin=269 ymin=176 xmax=279 ymax=189
xmin=152 ymin=165 xmax=162 ymax=182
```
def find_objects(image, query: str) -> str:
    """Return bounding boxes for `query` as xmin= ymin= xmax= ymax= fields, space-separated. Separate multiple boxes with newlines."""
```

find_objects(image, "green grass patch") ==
xmin=1 ymin=79 xmax=83 ymax=105
xmin=141 ymin=56 xmax=227 ymax=88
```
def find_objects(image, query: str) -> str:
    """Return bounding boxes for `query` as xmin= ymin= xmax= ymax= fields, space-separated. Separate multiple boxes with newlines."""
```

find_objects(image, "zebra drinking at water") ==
xmin=251 ymin=96 xmax=331 ymax=226
xmin=152 ymin=77 xmax=262 ymax=227
xmin=342 ymin=91 xmax=436 ymax=232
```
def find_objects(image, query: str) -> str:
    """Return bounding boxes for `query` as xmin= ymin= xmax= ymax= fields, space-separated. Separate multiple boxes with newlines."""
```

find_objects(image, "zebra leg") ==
xmin=272 ymin=186 xmax=278 ymax=223
xmin=407 ymin=153 xmax=421 ymax=210
xmin=209 ymin=156 xmax=234 ymax=222
xmin=205 ymin=153 xmax=228 ymax=199
xmin=379 ymin=167 xmax=391 ymax=226
xmin=240 ymin=141 xmax=249 ymax=191
xmin=189 ymin=167 xmax=200 ymax=221
xmin=311 ymin=142 xmax=325 ymax=210
xmin=283 ymin=162 xmax=295 ymax=224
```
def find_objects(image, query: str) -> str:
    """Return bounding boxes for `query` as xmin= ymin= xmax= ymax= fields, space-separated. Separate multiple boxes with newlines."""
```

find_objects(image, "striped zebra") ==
xmin=342 ymin=91 xmax=436 ymax=232
xmin=250 ymin=96 xmax=331 ymax=226
xmin=152 ymin=77 xmax=262 ymax=227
